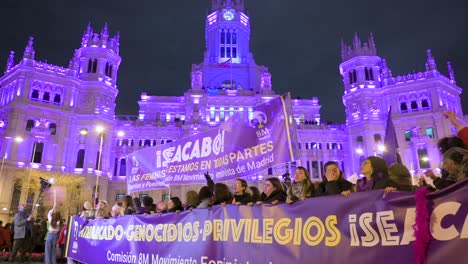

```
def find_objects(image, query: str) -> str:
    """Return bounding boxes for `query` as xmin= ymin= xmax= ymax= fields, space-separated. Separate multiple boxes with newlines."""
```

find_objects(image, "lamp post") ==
xmin=95 ymin=126 xmax=105 ymax=195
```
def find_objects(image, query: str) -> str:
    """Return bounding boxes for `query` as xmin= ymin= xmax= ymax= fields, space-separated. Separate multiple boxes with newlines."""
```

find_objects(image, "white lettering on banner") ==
xmin=155 ymin=131 xmax=225 ymax=168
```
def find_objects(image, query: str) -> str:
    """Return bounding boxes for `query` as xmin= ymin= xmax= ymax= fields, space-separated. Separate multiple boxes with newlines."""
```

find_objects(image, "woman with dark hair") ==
xmin=213 ymin=183 xmax=232 ymax=205
xmin=317 ymin=161 xmax=353 ymax=196
xmin=197 ymin=186 xmax=213 ymax=208
xmin=258 ymin=177 xmax=287 ymax=204
xmin=168 ymin=197 xmax=184 ymax=212
xmin=356 ymin=156 xmax=395 ymax=192
xmin=122 ymin=195 xmax=136 ymax=215
xmin=387 ymin=163 xmax=415 ymax=191
xmin=287 ymin=166 xmax=315 ymax=202
xmin=230 ymin=178 xmax=252 ymax=205
xmin=442 ymin=147 xmax=468 ymax=182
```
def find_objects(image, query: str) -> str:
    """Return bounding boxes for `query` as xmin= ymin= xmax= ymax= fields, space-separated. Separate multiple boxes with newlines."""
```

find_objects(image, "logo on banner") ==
xmin=72 ymin=220 xmax=79 ymax=253
xmin=250 ymin=111 xmax=271 ymax=140
xmin=250 ymin=111 xmax=268 ymax=129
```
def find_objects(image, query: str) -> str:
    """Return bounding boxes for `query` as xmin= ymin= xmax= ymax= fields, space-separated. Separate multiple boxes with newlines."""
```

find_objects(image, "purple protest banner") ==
xmin=126 ymin=94 xmax=299 ymax=193
xmin=67 ymin=179 xmax=468 ymax=264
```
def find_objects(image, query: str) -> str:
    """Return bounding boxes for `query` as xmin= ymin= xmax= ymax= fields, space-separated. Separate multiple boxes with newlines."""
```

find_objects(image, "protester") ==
xmin=80 ymin=201 xmax=94 ymax=219
xmin=184 ymin=190 xmax=200 ymax=210
xmin=122 ymin=195 xmax=137 ymax=215
xmin=197 ymin=186 xmax=213 ymax=209
xmin=258 ymin=177 xmax=287 ymax=204
xmin=441 ymin=147 xmax=468 ymax=182
xmin=8 ymin=203 xmax=33 ymax=263
xmin=137 ymin=196 xmax=154 ymax=214
xmin=168 ymin=197 xmax=184 ymax=212
xmin=213 ymin=183 xmax=232 ymax=205
xmin=231 ymin=178 xmax=253 ymax=205
xmin=248 ymin=186 xmax=261 ymax=203
xmin=317 ymin=161 xmax=354 ymax=196
xmin=387 ymin=163 xmax=415 ymax=191
xmin=356 ymin=156 xmax=394 ymax=191
xmin=287 ymin=166 xmax=315 ymax=202
xmin=2 ymin=223 xmax=12 ymax=252
xmin=155 ymin=201 xmax=168 ymax=214
xmin=45 ymin=200 xmax=61 ymax=264
xmin=445 ymin=111 xmax=468 ymax=146
xmin=111 ymin=203 xmax=123 ymax=217
xmin=56 ymin=220 xmax=68 ymax=263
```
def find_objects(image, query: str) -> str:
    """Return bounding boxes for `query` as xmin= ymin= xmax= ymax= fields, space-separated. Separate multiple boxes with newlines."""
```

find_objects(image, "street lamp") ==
xmin=95 ymin=126 xmax=105 ymax=195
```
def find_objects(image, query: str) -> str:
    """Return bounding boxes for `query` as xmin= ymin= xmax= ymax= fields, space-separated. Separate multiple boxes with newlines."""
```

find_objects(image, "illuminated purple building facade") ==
xmin=0 ymin=0 xmax=464 ymax=220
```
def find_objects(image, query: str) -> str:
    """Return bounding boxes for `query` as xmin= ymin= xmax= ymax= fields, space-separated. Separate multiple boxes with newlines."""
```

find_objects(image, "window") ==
xmin=410 ymin=101 xmax=418 ymax=111
xmin=26 ymin=119 xmax=34 ymax=131
xmin=31 ymin=142 xmax=44 ymax=163
xmin=122 ymin=139 xmax=129 ymax=146
xmin=356 ymin=136 xmax=363 ymax=143
xmin=417 ymin=149 xmax=430 ymax=168
xmin=53 ymin=94 xmax=61 ymax=104
xmin=43 ymin=92 xmax=50 ymax=102
xmin=119 ymin=158 xmax=126 ymax=176
xmin=374 ymin=134 xmax=382 ymax=143
xmin=87 ymin=59 xmax=93 ymax=73
xmin=404 ymin=130 xmax=411 ymax=141
xmin=31 ymin=89 xmax=39 ymax=100
xmin=400 ymin=102 xmax=408 ymax=112
xmin=421 ymin=99 xmax=430 ymax=109
xmin=426 ymin=128 xmax=434 ymax=138
xmin=76 ymin=149 xmax=85 ymax=168
xmin=49 ymin=123 xmax=57 ymax=135
xmin=116 ymin=194 xmax=126 ymax=201
xmin=113 ymin=158 xmax=119 ymax=176
xmin=92 ymin=59 xmax=98 ymax=73
xmin=210 ymin=106 xmax=215 ymax=120
xmin=349 ymin=70 xmax=358 ymax=84
xmin=311 ymin=161 xmax=319 ymax=179
xmin=219 ymin=29 xmax=238 ymax=59
xmin=95 ymin=150 xmax=102 ymax=170
xmin=144 ymin=139 xmax=151 ymax=147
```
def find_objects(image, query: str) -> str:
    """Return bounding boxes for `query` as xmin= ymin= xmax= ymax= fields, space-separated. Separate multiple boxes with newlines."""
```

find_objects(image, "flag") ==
xmin=382 ymin=107 xmax=402 ymax=165
xmin=218 ymin=57 xmax=232 ymax=68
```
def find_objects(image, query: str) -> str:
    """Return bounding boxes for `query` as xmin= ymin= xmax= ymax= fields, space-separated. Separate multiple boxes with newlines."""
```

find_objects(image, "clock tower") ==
xmin=204 ymin=0 xmax=252 ymax=65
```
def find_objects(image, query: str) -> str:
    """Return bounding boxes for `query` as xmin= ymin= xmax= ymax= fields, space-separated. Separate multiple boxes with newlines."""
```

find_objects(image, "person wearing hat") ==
xmin=357 ymin=156 xmax=396 ymax=192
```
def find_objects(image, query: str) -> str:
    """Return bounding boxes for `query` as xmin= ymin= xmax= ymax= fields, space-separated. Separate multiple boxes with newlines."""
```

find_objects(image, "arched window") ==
xmin=31 ymin=89 xmax=39 ymax=100
xmin=26 ymin=119 xmax=34 ymax=131
xmin=421 ymin=99 xmax=430 ymax=109
xmin=87 ymin=59 xmax=93 ymax=73
xmin=410 ymin=101 xmax=418 ymax=111
xmin=76 ymin=149 xmax=85 ymax=168
xmin=400 ymin=102 xmax=408 ymax=112
xmin=43 ymin=92 xmax=50 ymax=102
xmin=53 ymin=94 xmax=61 ymax=104
xmin=92 ymin=59 xmax=98 ymax=73
xmin=49 ymin=123 xmax=57 ymax=135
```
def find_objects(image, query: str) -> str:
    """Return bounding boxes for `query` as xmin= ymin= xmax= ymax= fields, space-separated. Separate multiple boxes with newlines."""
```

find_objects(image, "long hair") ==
xmin=265 ymin=177 xmax=284 ymax=193
xmin=50 ymin=211 xmax=62 ymax=229
xmin=288 ymin=166 xmax=314 ymax=199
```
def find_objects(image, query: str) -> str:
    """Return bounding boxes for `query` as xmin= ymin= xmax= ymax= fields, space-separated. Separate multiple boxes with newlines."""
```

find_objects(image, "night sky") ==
xmin=1 ymin=0 xmax=467 ymax=123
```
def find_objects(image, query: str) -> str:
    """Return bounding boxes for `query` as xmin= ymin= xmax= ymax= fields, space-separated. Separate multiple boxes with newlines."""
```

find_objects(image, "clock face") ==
xmin=223 ymin=10 xmax=234 ymax=21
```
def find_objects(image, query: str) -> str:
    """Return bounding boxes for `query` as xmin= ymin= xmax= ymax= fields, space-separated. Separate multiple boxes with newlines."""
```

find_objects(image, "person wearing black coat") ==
xmin=258 ymin=177 xmax=287 ymax=204
xmin=317 ymin=161 xmax=354 ymax=196
xmin=230 ymin=178 xmax=252 ymax=205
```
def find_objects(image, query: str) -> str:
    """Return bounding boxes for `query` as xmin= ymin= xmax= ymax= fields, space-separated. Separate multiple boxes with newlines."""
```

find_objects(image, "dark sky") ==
xmin=1 ymin=0 xmax=467 ymax=123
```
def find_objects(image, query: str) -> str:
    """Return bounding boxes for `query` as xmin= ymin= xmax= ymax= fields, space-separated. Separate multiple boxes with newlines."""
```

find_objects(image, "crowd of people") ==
xmin=1 ymin=111 xmax=467 ymax=263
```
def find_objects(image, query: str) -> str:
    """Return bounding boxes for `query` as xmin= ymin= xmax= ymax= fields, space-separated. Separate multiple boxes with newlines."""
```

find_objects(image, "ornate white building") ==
xmin=0 ymin=0 xmax=464 ymax=221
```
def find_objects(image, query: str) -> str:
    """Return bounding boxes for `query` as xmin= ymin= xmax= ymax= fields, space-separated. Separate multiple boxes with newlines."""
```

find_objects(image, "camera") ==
xmin=39 ymin=177 xmax=52 ymax=190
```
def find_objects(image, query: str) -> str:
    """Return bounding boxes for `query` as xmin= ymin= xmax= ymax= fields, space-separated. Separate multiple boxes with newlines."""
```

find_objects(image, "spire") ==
xmin=81 ymin=22 xmax=93 ymax=47
xmin=353 ymin=32 xmax=361 ymax=51
xmin=447 ymin=61 xmax=456 ymax=84
xmin=340 ymin=38 xmax=346 ymax=61
xmin=368 ymin=32 xmax=376 ymax=54
xmin=381 ymin=59 xmax=392 ymax=79
xmin=68 ymin=49 xmax=80 ymax=71
xmin=23 ymin=37 xmax=35 ymax=59
xmin=425 ymin=49 xmax=437 ymax=71
xmin=100 ymin=22 xmax=109 ymax=46
xmin=5 ymin=51 xmax=15 ymax=73
xmin=212 ymin=0 xmax=244 ymax=12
